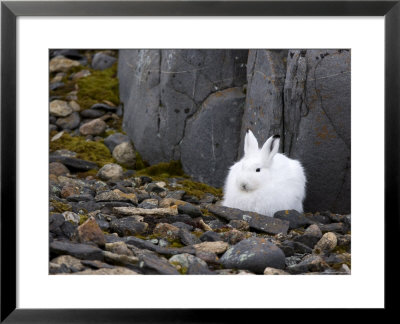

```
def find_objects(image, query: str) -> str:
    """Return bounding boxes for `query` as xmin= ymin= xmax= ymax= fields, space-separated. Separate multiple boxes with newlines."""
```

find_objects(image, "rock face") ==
xmin=180 ymin=87 xmax=245 ymax=186
xmin=118 ymin=49 xmax=248 ymax=186
xmin=118 ymin=49 xmax=351 ymax=213
xmin=283 ymin=50 xmax=351 ymax=213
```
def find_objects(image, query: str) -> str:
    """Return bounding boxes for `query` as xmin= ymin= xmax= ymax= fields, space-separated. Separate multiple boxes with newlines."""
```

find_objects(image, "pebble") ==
xmin=113 ymin=206 xmax=178 ymax=217
xmin=314 ymin=232 xmax=337 ymax=253
xmin=193 ymin=241 xmax=229 ymax=254
xmin=62 ymin=211 xmax=81 ymax=225
xmin=79 ymin=118 xmax=107 ymax=136
xmin=80 ymin=108 xmax=106 ymax=118
xmin=273 ymin=210 xmax=311 ymax=229
xmin=178 ymin=203 xmax=203 ymax=217
xmin=153 ymin=223 xmax=180 ymax=241
xmin=71 ymin=69 xmax=91 ymax=80
xmin=49 ymin=56 xmax=80 ymax=72
xmin=97 ymin=163 xmax=124 ymax=181
xmin=77 ymin=217 xmax=106 ymax=247
xmin=228 ymin=219 xmax=250 ymax=231
xmin=50 ymin=100 xmax=73 ymax=117
xmin=112 ymin=142 xmax=136 ymax=168
xmin=264 ymin=267 xmax=290 ymax=275
xmin=56 ymin=111 xmax=81 ymax=130
xmin=110 ymin=217 xmax=148 ymax=236
xmin=49 ymin=162 xmax=70 ymax=176
xmin=200 ymin=231 xmax=222 ymax=242
xmin=91 ymin=52 xmax=117 ymax=70
xmin=51 ymin=255 xmax=86 ymax=272
xmin=105 ymin=241 xmax=133 ymax=256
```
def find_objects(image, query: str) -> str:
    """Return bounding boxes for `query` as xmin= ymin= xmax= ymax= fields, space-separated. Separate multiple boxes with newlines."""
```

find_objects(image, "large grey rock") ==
xmin=283 ymin=49 xmax=350 ymax=213
xmin=180 ymin=87 xmax=245 ymax=186
xmin=119 ymin=49 xmax=247 ymax=184
xmin=239 ymin=49 xmax=288 ymax=157
xmin=240 ymin=49 xmax=350 ymax=213
xmin=220 ymin=237 xmax=286 ymax=273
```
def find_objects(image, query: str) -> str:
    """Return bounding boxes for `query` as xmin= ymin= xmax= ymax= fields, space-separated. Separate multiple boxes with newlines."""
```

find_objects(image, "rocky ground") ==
xmin=49 ymin=50 xmax=351 ymax=275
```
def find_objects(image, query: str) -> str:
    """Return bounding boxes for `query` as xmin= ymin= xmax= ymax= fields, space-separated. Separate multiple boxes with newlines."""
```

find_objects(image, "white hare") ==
xmin=222 ymin=130 xmax=306 ymax=216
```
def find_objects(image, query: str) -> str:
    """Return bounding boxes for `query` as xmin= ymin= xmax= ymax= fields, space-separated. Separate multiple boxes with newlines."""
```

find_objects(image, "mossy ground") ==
xmin=76 ymin=63 xmax=119 ymax=109
xmin=50 ymin=132 xmax=116 ymax=168
xmin=135 ymin=161 xmax=222 ymax=198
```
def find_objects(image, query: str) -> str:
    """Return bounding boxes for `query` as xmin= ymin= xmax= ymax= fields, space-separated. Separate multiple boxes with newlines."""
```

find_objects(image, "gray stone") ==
xmin=220 ymin=237 xmax=286 ymax=273
xmin=50 ymin=100 xmax=73 ymax=117
xmin=49 ymin=155 xmax=98 ymax=171
xmin=119 ymin=49 xmax=247 ymax=185
xmin=112 ymin=142 xmax=136 ymax=168
xmin=178 ymin=203 xmax=203 ymax=218
xmin=80 ymin=109 xmax=106 ymax=118
xmin=180 ymin=87 xmax=246 ymax=187
xmin=49 ymin=162 xmax=70 ymax=176
xmin=110 ymin=217 xmax=148 ymax=236
xmin=79 ymin=118 xmax=107 ymax=136
xmin=287 ymin=254 xmax=329 ymax=274
xmin=273 ymin=210 xmax=311 ymax=229
xmin=49 ymin=56 xmax=80 ymax=72
xmin=314 ymin=232 xmax=337 ymax=253
xmin=319 ymin=222 xmax=349 ymax=234
xmin=304 ymin=224 xmax=323 ymax=238
xmin=138 ymin=251 xmax=180 ymax=275
xmin=169 ymin=253 xmax=211 ymax=275
xmin=104 ymin=133 xmax=130 ymax=152
xmin=51 ymin=255 xmax=86 ymax=273
xmin=56 ymin=112 xmax=81 ymax=130
xmin=97 ymin=163 xmax=124 ymax=181
xmin=178 ymin=228 xmax=201 ymax=246
xmin=199 ymin=231 xmax=222 ymax=242
xmin=293 ymin=235 xmax=320 ymax=249
xmin=50 ymin=241 xmax=104 ymax=261
xmin=92 ymin=52 xmax=117 ymax=70
xmin=206 ymin=205 xmax=289 ymax=235
xmin=90 ymin=103 xmax=117 ymax=112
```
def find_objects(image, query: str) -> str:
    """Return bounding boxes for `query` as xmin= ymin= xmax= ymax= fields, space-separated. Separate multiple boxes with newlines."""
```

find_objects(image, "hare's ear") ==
xmin=244 ymin=129 xmax=259 ymax=156
xmin=261 ymin=135 xmax=280 ymax=165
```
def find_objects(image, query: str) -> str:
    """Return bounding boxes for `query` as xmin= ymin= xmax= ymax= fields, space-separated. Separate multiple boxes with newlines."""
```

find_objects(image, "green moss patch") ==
xmin=50 ymin=132 xmax=116 ymax=167
xmin=135 ymin=161 xmax=185 ymax=178
xmin=50 ymin=199 xmax=72 ymax=213
xmin=76 ymin=63 xmax=119 ymax=109
xmin=178 ymin=179 xmax=223 ymax=199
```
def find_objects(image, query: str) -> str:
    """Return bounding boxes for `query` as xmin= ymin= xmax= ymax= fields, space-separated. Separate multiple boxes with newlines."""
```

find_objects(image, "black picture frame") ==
xmin=1 ymin=0 xmax=398 ymax=322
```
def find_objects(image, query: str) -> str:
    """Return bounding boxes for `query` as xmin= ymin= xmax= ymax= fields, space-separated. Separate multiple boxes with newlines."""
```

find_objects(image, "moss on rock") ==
xmin=50 ymin=199 xmax=72 ymax=213
xmin=50 ymin=132 xmax=116 ymax=167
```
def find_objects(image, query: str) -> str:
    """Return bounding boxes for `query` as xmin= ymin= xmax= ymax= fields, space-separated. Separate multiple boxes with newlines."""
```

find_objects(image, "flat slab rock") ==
xmin=206 ymin=205 xmax=289 ymax=235
xmin=49 ymin=155 xmax=98 ymax=171
xmin=113 ymin=206 xmax=178 ymax=216
xmin=50 ymin=240 xmax=104 ymax=261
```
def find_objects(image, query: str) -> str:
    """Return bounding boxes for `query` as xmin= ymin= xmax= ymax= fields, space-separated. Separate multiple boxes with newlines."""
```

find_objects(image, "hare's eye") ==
xmin=256 ymin=168 xmax=261 ymax=172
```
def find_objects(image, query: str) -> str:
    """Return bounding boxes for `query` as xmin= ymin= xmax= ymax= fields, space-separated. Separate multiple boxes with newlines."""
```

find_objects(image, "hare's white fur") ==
xmin=222 ymin=130 xmax=306 ymax=216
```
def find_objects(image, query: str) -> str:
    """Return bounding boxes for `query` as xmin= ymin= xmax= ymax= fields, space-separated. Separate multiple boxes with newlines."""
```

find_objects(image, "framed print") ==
xmin=1 ymin=0 xmax=398 ymax=322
